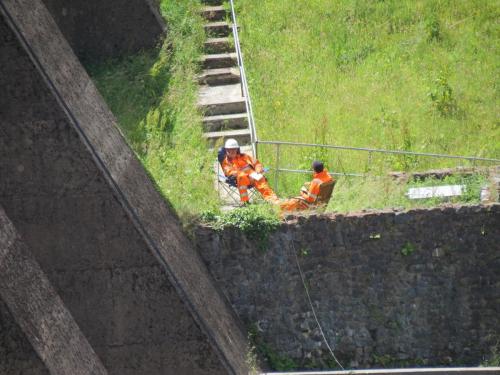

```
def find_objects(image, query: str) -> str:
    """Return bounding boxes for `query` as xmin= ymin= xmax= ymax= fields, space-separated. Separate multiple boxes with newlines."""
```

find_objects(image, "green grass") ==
xmin=88 ymin=0 xmax=499 ymax=219
xmin=237 ymin=0 xmax=500 ymax=198
xmin=88 ymin=0 xmax=220 ymax=220
xmin=329 ymin=172 xmax=490 ymax=213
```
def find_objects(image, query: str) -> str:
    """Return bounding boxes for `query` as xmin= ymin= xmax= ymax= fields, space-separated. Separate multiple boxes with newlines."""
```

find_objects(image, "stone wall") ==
xmin=41 ymin=0 xmax=165 ymax=63
xmin=194 ymin=204 xmax=500 ymax=369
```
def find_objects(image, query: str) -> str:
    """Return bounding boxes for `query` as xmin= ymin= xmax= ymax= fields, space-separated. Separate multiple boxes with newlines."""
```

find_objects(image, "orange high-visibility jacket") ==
xmin=222 ymin=153 xmax=263 ymax=177
xmin=301 ymin=169 xmax=334 ymax=203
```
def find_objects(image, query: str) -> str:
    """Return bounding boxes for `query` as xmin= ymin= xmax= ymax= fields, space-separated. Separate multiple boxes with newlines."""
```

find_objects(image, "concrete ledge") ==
xmin=262 ymin=367 xmax=500 ymax=375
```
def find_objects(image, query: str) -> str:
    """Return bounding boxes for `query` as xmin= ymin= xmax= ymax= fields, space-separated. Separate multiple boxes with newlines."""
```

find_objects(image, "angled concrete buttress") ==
xmin=0 ymin=1 xmax=249 ymax=374
xmin=40 ymin=0 xmax=166 ymax=63
xmin=0 ymin=206 xmax=108 ymax=375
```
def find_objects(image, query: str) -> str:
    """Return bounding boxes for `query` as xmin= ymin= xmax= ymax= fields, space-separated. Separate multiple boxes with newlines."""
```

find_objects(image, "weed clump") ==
xmin=201 ymin=204 xmax=280 ymax=250
xmin=428 ymin=74 xmax=459 ymax=117
xmin=248 ymin=324 xmax=298 ymax=371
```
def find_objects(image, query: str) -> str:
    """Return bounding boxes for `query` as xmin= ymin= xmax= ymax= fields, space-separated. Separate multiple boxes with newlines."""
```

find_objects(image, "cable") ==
xmin=285 ymin=218 xmax=345 ymax=370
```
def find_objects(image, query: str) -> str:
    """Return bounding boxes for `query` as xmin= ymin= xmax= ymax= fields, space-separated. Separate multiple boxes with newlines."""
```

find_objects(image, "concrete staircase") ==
xmin=199 ymin=0 xmax=252 ymax=154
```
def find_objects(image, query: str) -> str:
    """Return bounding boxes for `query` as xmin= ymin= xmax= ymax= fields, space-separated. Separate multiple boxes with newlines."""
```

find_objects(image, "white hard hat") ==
xmin=225 ymin=138 xmax=239 ymax=149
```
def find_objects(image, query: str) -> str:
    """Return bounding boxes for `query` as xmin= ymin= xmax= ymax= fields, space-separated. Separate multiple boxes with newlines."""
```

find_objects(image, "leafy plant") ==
xmin=428 ymin=74 xmax=458 ymax=117
xmin=481 ymin=342 xmax=500 ymax=367
xmin=248 ymin=325 xmax=298 ymax=371
xmin=401 ymin=242 xmax=415 ymax=256
xmin=425 ymin=16 xmax=442 ymax=41
xmin=205 ymin=204 xmax=280 ymax=250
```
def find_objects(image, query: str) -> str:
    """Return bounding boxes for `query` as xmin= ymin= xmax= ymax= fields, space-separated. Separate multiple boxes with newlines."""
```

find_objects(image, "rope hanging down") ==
xmin=285 ymin=219 xmax=345 ymax=370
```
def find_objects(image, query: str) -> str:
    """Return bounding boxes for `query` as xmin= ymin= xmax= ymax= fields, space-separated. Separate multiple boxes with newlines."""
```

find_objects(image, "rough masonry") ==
xmin=194 ymin=204 xmax=500 ymax=369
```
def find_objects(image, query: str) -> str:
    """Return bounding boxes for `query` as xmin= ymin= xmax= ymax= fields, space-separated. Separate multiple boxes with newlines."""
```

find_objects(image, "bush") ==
xmin=203 ymin=204 xmax=280 ymax=250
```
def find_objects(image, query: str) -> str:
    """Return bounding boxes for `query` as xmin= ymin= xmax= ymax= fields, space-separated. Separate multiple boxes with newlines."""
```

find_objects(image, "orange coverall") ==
xmin=280 ymin=169 xmax=334 ymax=212
xmin=222 ymin=153 xmax=278 ymax=203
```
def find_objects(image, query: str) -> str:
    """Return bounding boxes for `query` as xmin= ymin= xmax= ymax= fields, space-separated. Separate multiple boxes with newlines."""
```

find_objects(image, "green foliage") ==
xmin=88 ymin=0 xmax=499 ymax=219
xmin=481 ymin=342 xmax=500 ymax=367
xmin=300 ymin=247 xmax=310 ymax=257
xmin=89 ymin=0 xmax=220 ymax=220
xmin=428 ymin=74 xmax=458 ymax=117
xmin=328 ymin=172 xmax=488 ymax=214
xmin=425 ymin=16 xmax=442 ymax=42
xmin=248 ymin=325 xmax=298 ymax=371
xmin=408 ymin=173 xmax=489 ymax=203
xmin=401 ymin=242 xmax=415 ymax=256
xmin=258 ymin=342 xmax=298 ymax=371
xmin=203 ymin=204 xmax=280 ymax=250
xmin=238 ymin=0 xmax=500 ymax=206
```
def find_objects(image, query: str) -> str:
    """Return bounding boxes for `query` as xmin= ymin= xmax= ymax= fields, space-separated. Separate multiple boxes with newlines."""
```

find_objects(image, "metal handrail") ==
xmin=259 ymin=139 xmax=499 ymax=191
xmin=228 ymin=0 xmax=258 ymax=158
xmin=257 ymin=140 xmax=500 ymax=163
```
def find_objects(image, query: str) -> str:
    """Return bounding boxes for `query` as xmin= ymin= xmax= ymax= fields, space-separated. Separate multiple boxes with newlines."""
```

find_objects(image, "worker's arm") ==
xmin=300 ymin=179 xmax=320 ymax=203
xmin=251 ymin=157 xmax=264 ymax=173
xmin=221 ymin=158 xmax=237 ymax=176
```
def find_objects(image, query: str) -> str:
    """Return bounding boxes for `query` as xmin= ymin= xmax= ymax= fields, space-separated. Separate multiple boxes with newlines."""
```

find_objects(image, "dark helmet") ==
xmin=312 ymin=161 xmax=324 ymax=173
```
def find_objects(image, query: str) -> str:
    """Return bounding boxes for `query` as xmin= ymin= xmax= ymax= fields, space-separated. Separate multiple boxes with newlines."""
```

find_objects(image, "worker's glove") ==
xmin=300 ymin=186 xmax=308 ymax=194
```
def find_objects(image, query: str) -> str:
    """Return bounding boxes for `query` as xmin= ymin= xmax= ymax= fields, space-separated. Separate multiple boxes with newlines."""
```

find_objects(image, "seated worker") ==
xmin=280 ymin=161 xmax=335 ymax=212
xmin=221 ymin=138 xmax=278 ymax=204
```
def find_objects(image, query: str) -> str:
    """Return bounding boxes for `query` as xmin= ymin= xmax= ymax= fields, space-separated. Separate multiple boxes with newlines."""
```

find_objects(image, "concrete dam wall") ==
xmin=194 ymin=204 xmax=500 ymax=369
xmin=0 ymin=1 xmax=248 ymax=374
xmin=41 ymin=0 xmax=165 ymax=63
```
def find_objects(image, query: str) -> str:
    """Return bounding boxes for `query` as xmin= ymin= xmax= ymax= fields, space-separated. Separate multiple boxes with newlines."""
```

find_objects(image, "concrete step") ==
xmin=199 ymin=99 xmax=246 ymax=116
xmin=205 ymin=37 xmax=232 ymax=54
xmin=203 ymin=113 xmax=248 ymax=132
xmin=198 ymin=83 xmax=246 ymax=115
xmin=203 ymin=128 xmax=251 ymax=147
xmin=201 ymin=5 xmax=226 ymax=21
xmin=201 ymin=52 xmax=237 ymax=69
xmin=204 ymin=21 xmax=231 ymax=37
xmin=198 ymin=67 xmax=240 ymax=86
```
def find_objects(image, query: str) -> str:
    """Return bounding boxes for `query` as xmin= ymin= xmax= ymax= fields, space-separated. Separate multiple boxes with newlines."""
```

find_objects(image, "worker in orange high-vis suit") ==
xmin=280 ymin=161 xmax=334 ymax=212
xmin=221 ymin=138 xmax=278 ymax=204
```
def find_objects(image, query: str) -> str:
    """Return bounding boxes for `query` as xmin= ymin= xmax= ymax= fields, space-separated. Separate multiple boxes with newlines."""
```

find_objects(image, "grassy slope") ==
xmin=237 ymin=0 xmax=499 ymax=204
xmin=89 ymin=0 xmax=220 ymax=220
xmin=88 ymin=0 xmax=498 ymax=218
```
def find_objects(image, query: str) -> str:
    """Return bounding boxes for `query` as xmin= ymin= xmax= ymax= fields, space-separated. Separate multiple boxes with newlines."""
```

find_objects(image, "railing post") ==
xmin=274 ymin=144 xmax=281 ymax=192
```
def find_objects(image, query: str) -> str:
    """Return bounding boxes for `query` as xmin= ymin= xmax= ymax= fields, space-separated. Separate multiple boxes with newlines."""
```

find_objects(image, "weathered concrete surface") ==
xmin=194 ymin=204 xmax=500 ymax=369
xmin=0 ymin=1 xmax=249 ymax=374
xmin=262 ymin=369 xmax=500 ymax=375
xmin=0 ymin=207 xmax=108 ymax=375
xmin=41 ymin=0 xmax=165 ymax=63
xmin=0 ymin=299 xmax=50 ymax=375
